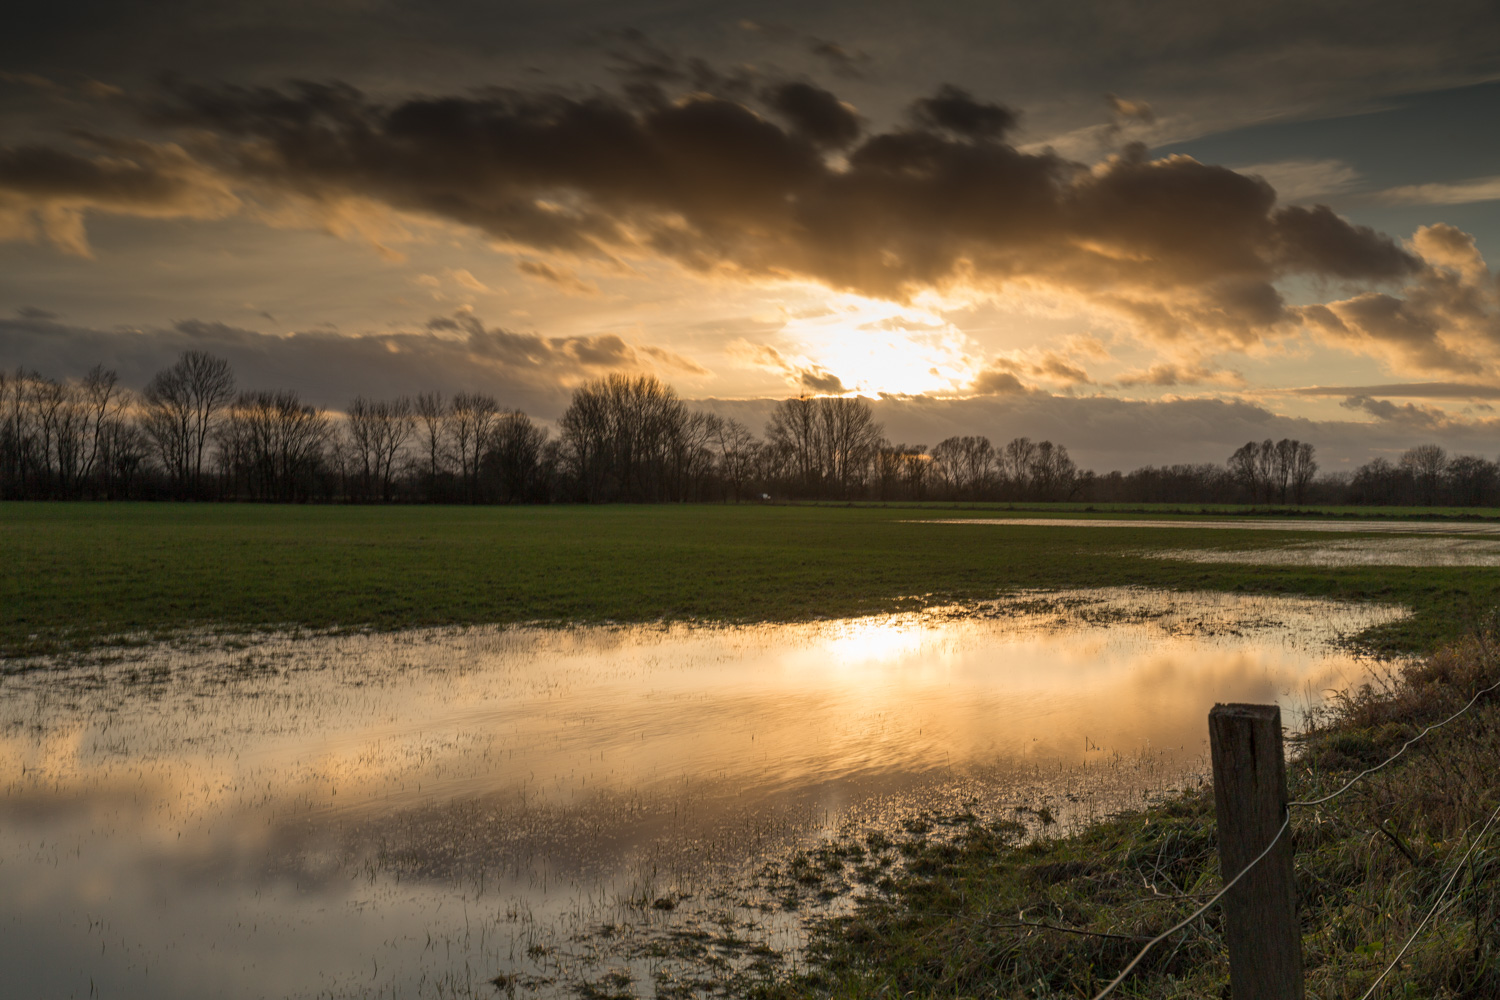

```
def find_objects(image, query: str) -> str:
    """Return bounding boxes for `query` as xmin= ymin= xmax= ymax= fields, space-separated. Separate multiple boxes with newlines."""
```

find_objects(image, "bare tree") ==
xmin=413 ymin=391 xmax=450 ymax=487
xmin=1445 ymin=454 xmax=1496 ymax=506
xmin=817 ymin=397 xmax=882 ymax=499
xmin=141 ymin=351 xmax=234 ymax=496
xmin=560 ymin=374 xmax=691 ymax=502
xmin=1290 ymin=442 xmax=1317 ymax=504
xmin=1029 ymin=441 xmax=1077 ymax=500
xmin=1400 ymin=444 xmax=1448 ymax=506
xmin=1000 ymin=437 xmax=1038 ymax=496
xmin=218 ymin=390 xmax=330 ymax=501
xmin=346 ymin=396 xmax=416 ymax=501
xmin=1228 ymin=441 xmax=1261 ymax=501
xmin=451 ymin=393 xmax=500 ymax=502
xmin=712 ymin=417 xmax=760 ymax=502
xmin=766 ymin=396 xmax=821 ymax=495
xmin=487 ymin=409 xmax=549 ymax=503
xmin=933 ymin=435 xmax=993 ymax=499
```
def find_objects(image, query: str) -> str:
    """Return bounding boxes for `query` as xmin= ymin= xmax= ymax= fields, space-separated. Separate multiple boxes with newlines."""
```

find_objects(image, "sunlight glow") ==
xmin=781 ymin=293 xmax=980 ymax=395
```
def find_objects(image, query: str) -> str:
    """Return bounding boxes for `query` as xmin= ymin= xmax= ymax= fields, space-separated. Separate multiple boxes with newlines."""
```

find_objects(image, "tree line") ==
xmin=3 ymin=352 xmax=1499 ymax=507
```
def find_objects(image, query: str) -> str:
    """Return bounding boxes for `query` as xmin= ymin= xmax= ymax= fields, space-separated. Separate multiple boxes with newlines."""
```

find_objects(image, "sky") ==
xmin=4 ymin=1 xmax=1500 ymax=471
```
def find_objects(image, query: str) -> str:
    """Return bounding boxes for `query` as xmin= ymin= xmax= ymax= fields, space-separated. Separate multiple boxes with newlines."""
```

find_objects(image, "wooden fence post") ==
xmin=1209 ymin=703 xmax=1303 ymax=1000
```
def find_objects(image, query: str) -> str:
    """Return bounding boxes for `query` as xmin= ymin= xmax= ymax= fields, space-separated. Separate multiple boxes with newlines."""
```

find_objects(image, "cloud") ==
xmin=1105 ymin=94 xmax=1155 ymax=124
xmin=0 ymin=311 xmax=705 ymax=411
xmin=910 ymin=85 xmax=1019 ymax=138
xmin=1117 ymin=362 xmax=1243 ymax=387
xmin=979 ymin=350 xmax=1094 ymax=388
xmin=0 ymin=73 xmax=1448 ymax=366
xmin=798 ymin=368 xmax=848 ymax=393
xmin=1339 ymin=395 xmax=1444 ymax=427
xmin=1287 ymin=382 xmax=1500 ymax=400
xmin=860 ymin=316 xmax=947 ymax=332
xmin=0 ymin=137 xmax=239 ymax=255
xmin=1373 ymin=175 xmax=1500 ymax=206
xmin=449 ymin=268 xmax=490 ymax=292
xmin=1234 ymin=159 xmax=1360 ymax=202
xmin=516 ymin=260 xmax=599 ymax=295
xmin=969 ymin=365 xmax=1031 ymax=395
xmin=763 ymin=81 xmax=862 ymax=149
xmin=1296 ymin=224 xmax=1500 ymax=375
xmin=740 ymin=341 xmax=849 ymax=394
xmin=807 ymin=39 xmax=870 ymax=78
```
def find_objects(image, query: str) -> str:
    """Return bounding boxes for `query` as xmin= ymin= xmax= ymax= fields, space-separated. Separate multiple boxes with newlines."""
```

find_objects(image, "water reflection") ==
xmin=1156 ymin=536 xmax=1500 ymax=566
xmin=917 ymin=516 xmax=1500 ymax=534
xmin=0 ymin=589 xmax=1405 ymax=998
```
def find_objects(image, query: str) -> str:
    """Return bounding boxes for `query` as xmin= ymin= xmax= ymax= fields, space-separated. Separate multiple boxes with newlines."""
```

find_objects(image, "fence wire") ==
xmin=1354 ymin=795 xmax=1500 ymax=1000
xmin=1087 ymin=814 xmax=1290 ymax=1000
xmin=1290 ymin=673 xmax=1500 ymax=809
xmin=1084 ymin=667 xmax=1500 ymax=1000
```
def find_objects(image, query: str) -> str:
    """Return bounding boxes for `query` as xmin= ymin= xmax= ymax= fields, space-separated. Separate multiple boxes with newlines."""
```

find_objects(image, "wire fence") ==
xmin=1079 ymin=669 xmax=1500 ymax=1000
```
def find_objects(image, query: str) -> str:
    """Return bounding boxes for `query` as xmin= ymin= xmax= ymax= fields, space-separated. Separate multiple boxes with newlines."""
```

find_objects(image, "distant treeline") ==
xmin=2 ymin=352 xmax=1497 ymax=507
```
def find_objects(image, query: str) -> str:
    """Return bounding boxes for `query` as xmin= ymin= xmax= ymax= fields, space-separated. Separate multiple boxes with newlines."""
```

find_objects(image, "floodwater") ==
xmin=1157 ymin=536 xmax=1500 ymax=566
xmin=915 ymin=516 xmax=1500 ymax=534
xmin=0 ymin=590 xmax=1405 ymax=999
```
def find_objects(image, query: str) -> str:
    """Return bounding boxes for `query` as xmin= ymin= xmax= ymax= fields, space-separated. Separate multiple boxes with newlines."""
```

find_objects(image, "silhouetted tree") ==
xmin=766 ymin=396 xmax=821 ymax=496
xmin=141 ymin=351 xmax=234 ymax=497
xmin=560 ymin=374 xmax=690 ymax=502
xmin=346 ymin=395 xmax=416 ymax=501
xmin=218 ymin=390 xmax=330 ymax=501
xmin=485 ymin=409 xmax=550 ymax=503
xmin=1401 ymin=444 xmax=1448 ymax=506
xmin=932 ymin=435 xmax=993 ymax=499
xmin=712 ymin=417 xmax=760 ymax=502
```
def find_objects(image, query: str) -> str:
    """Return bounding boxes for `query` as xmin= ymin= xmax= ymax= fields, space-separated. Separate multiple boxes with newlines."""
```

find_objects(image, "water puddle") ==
xmin=1153 ymin=536 xmax=1500 ymax=566
xmin=914 ymin=517 xmax=1500 ymax=533
xmin=0 ymin=589 xmax=1405 ymax=999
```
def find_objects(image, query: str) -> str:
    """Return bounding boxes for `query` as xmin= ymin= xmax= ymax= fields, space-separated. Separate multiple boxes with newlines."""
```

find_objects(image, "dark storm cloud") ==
xmin=0 ymin=311 xmax=704 ymax=411
xmin=0 ymin=138 xmax=236 ymax=253
xmin=909 ymin=86 xmax=1018 ymax=139
xmin=0 ymin=70 xmax=1461 ymax=364
xmin=1270 ymin=205 xmax=1416 ymax=279
xmin=132 ymin=78 xmax=1417 ymax=332
xmin=807 ymin=39 xmax=870 ymax=79
xmin=762 ymin=81 xmax=862 ymax=148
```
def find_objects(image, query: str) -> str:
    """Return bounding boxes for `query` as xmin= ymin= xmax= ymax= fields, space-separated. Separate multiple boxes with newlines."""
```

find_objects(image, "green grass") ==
xmin=3 ymin=501 xmax=1499 ymax=659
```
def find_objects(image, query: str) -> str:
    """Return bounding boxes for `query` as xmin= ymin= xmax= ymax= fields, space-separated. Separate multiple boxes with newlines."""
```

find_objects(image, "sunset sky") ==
xmin=4 ymin=1 xmax=1500 ymax=469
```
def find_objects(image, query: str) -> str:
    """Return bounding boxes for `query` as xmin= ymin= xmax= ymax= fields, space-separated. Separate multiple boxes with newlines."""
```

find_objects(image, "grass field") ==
xmin=3 ymin=501 xmax=1498 ymax=659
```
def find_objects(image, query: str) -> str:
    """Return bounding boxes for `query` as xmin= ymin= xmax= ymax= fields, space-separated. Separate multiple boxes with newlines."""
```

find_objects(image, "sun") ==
xmin=782 ymin=293 xmax=980 ymax=396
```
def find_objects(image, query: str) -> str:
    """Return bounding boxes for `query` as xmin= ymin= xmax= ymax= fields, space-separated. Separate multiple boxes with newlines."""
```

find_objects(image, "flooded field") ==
xmin=1156 ymin=536 xmax=1500 ymax=566
xmin=917 ymin=516 xmax=1500 ymax=534
xmin=0 ymin=589 xmax=1405 ymax=999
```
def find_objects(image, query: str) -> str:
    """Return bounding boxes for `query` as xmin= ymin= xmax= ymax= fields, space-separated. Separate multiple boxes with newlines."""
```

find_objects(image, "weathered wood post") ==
xmin=1208 ymin=703 xmax=1303 ymax=1000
